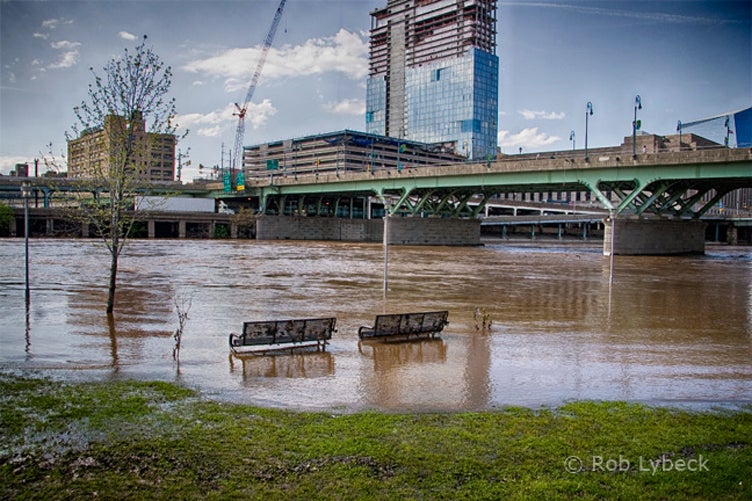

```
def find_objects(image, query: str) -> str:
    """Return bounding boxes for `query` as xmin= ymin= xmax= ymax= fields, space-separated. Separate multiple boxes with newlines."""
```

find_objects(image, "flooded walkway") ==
xmin=1 ymin=239 xmax=750 ymax=411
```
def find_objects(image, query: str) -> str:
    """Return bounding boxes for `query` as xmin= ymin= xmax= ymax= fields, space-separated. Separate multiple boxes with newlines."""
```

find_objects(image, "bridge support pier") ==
xmin=603 ymin=217 xmax=706 ymax=256
xmin=387 ymin=217 xmax=480 ymax=246
xmin=255 ymin=215 xmax=481 ymax=246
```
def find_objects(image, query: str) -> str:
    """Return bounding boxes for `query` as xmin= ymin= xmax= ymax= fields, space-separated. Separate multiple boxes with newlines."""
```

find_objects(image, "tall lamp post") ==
xmin=383 ymin=202 xmax=391 ymax=297
xmin=585 ymin=101 xmax=593 ymax=160
xmin=21 ymin=181 xmax=32 ymax=300
xmin=632 ymin=95 xmax=642 ymax=157
xmin=724 ymin=116 xmax=733 ymax=147
xmin=569 ymin=130 xmax=575 ymax=151
xmin=676 ymin=120 xmax=682 ymax=151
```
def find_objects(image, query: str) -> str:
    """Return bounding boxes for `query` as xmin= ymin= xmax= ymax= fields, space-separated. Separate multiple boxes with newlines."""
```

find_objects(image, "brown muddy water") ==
xmin=1 ymin=238 xmax=750 ymax=411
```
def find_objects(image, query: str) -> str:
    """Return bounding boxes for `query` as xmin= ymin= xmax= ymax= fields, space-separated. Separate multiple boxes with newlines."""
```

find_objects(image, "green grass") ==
xmin=1 ymin=373 xmax=750 ymax=500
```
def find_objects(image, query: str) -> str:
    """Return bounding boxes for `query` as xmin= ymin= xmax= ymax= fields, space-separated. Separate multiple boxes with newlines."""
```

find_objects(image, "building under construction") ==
xmin=366 ymin=0 xmax=499 ymax=160
xmin=237 ymin=0 xmax=499 ymax=180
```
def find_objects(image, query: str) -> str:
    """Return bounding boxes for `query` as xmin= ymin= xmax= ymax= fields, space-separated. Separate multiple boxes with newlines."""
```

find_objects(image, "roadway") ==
xmin=228 ymin=147 xmax=752 ymax=218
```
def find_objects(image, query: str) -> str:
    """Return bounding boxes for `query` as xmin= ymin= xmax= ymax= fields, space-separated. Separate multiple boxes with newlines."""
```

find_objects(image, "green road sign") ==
xmin=223 ymin=171 xmax=231 ymax=192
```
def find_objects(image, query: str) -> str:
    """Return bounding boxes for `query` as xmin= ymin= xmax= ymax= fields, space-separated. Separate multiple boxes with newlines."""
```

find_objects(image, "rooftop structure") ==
xmin=366 ymin=0 xmax=499 ymax=160
xmin=241 ymin=129 xmax=465 ymax=179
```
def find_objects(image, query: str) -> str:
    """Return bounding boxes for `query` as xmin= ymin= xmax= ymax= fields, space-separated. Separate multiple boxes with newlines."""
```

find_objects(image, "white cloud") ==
xmin=498 ymin=127 xmax=560 ymax=150
xmin=41 ymin=18 xmax=60 ymax=29
xmin=48 ymin=51 xmax=79 ymax=69
xmin=0 ymin=155 xmax=66 ymax=175
xmin=0 ymin=156 xmax=34 ymax=175
xmin=176 ymin=100 xmax=278 ymax=138
xmin=41 ymin=18 xmax=73 ymax=30
xmin=118 ymin=31 xmax=137 ymax=41
xmin=47 ymin=40 xmax=81 ymax=69
xmin=504 ymin=2 xmax=735 ymax=26
xmin=50 ymin=40 xmax=81 ymax=50
xmin=518 ymin=109 xmax=565 ymax=120
xmin=33 ymin=32 xmax=48 ymax=40
xmin=323 ymin=98 xmax=365 ymax=116
xmin=183 ymin=28 xmax=368 ymax=92
xmin=196 ymin=126 xmax=223 ymax=138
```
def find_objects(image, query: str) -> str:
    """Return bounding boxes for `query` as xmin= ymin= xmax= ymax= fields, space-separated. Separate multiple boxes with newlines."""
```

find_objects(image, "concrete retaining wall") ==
xmin=256 ymin=216 xmax=481 ymax=246
xmin=388 ymin=217 xmax=481 ymax=246
xmin=603 ymin=218 xmax=706 ymax=255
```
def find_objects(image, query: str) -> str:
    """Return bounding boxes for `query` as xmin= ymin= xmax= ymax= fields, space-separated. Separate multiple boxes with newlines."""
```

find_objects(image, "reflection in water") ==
xmin=229 ymin=351 xmax=335 ymax=379
xmin=463 ymin=332 xmax=492 ymax=410
xmin=358 ymin=338 xmax=448 ymax=369
xmin=357 ymin=338 xmax=455 ymax=410
xmin=0 ymin=239 xmax=750 ymax=411
xmin=107 ymin=315 xmax=119 ymax=372
xmin=24 ymin=294 xmax=31 ymax=356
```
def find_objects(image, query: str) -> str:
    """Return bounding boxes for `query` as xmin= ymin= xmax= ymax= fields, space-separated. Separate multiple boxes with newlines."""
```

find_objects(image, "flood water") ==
xmin=1 ymin=238 xmax=750 ymax=412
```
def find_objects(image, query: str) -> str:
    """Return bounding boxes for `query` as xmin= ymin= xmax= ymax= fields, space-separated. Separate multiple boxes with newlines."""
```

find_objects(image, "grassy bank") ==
xmin=1 ymin=373 xmax=750 ymax=499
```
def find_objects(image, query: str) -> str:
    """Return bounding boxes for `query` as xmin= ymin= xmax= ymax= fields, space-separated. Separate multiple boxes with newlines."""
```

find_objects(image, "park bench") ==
xmin=229 ymin=317 xmax=337 ymax=354
xmin=358 ymin=311 xmax=449 ymax=341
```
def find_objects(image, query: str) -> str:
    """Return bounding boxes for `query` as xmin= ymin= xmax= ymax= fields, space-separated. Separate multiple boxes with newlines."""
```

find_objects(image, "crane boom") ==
xmin=232 ymin=0 xmax=287 ymax=172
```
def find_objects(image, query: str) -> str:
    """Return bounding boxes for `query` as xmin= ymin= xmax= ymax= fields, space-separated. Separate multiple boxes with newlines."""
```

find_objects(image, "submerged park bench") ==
xmin=229 ymin=317 xmax=337 ymax=354
xmin=358 ymin=311 xmax=449 ymax=341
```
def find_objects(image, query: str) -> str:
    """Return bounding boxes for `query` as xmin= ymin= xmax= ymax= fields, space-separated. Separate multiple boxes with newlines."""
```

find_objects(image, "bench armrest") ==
xmin=229 ymin=332 xmax=242 ymax=348
xmin=358 ymin=325 xmax=374 ymax=339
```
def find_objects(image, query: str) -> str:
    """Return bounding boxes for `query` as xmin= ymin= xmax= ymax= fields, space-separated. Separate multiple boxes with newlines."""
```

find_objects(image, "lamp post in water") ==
xmin=632 ymin=95 xmax=642 ymax=157
xmin=20 ymin=181 xmax=32 ymax=300
xmin=383 ymin=202 xmax=391 ymax=297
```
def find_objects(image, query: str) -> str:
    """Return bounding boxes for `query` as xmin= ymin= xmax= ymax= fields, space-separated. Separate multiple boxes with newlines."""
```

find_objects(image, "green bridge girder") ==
xmin=223 ymin=148 xmax=752 ymax=218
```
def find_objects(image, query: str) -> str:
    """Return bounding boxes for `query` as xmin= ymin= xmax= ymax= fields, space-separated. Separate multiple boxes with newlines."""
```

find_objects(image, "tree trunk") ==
xmin=106 ymin=245 xmax=118 ymax=314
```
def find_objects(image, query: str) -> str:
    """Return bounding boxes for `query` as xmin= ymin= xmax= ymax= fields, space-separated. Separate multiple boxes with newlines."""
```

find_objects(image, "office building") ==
xmin=366 ymin=0 xmax=499 ymax=160
xmin=242 ymin=129 xmax=464 ymax=179
xmin=68 ymin=112 xmax=176 ymax=182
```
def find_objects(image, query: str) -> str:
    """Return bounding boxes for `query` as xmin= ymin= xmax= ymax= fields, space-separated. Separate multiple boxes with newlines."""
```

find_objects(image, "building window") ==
xmin=431 ymin=68 xmax=447 ymax=82
xmin=460 ymin=119 xmax=481 ymax=133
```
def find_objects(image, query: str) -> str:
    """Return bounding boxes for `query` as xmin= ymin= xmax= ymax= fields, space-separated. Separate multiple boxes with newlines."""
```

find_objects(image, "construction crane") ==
xmin=232 ymin=0 xmax=287 ymax=174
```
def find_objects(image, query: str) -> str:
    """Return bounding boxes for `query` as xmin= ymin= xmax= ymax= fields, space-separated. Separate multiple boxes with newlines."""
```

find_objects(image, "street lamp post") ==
xmin=724 ymin=116 xmax=733 ymax=147
xmin=585 ymin=101 xmax=593 ymax=160
xmin=569 ymin=130 xmax=575 ymax=151
xmin=383 ymin=202 xmax=391 ymax=297
xmin=632 ymin=95 xmax=642 ymax=157
xmin=20 ymin=181 xmax=32 ymax=300
xmin=676 ymin=121 xmax=682 ymax=151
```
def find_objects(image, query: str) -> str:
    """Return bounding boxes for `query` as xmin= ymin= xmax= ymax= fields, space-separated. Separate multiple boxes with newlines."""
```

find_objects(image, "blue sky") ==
xmin=1 ymin=0 xmax=749 ymax=181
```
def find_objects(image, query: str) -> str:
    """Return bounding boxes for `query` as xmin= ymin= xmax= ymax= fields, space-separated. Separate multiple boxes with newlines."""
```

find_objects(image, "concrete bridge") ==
xmin=2 ymin=147 xmax=750 ymax=254
xmin=218 ymin=147 xmax=751 ymax=254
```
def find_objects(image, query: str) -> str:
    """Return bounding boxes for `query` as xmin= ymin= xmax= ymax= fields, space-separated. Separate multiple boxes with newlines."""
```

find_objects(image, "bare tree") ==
xmin=172 ymin=290 xmax=193 ymax=367
xmin=67 ymin=35 xmax=184 ymax=314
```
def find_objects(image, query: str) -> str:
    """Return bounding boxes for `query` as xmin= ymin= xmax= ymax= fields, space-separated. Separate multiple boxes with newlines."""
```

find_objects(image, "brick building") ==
xmin=67 ymin=112 xmax=175 ymax=182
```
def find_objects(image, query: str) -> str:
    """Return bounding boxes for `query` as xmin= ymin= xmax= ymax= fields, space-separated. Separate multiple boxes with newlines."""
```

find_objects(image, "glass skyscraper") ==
xmin=366 ymin=0 xmax=498 ymax=160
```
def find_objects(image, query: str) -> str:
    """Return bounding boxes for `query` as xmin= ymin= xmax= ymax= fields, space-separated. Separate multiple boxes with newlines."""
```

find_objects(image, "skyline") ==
xmin=1 ymin=0 xmax=750 ymax=181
